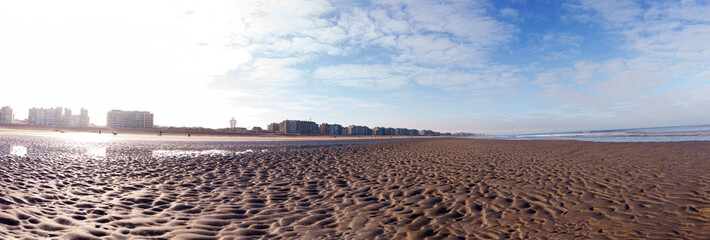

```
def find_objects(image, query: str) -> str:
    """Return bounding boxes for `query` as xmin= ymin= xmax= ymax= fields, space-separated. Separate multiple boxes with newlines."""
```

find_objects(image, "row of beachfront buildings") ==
xmin=266 ymin=119 xmax=446 ymax=136
xmin=2 ymin=106 xmax=449 ymax=135
xmin=0 ymin=106 xmax=153 ymax=129
xmin=0 ymin=106 xmax=90 ymax=127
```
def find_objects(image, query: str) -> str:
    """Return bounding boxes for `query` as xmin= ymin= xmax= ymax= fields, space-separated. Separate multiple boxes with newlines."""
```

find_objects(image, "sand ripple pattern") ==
xmin=1 ymin=139 xmax=710 ymax=239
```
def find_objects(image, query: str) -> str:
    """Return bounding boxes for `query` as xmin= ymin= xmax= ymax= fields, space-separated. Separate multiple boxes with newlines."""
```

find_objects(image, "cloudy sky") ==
xmin=1 ymin=0 xmax=709 ymax=134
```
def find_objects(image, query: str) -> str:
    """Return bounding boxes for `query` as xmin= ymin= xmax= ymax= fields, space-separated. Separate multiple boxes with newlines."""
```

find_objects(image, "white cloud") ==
xmin=572 ymin=0 xmax=710 ymax=62
xmin=308 ymin=1 xmax=518 ymax=89
xmin=414 ymin=66 xmax=523 ymax=92
xmin=499 ymin=8 xmax=519 ymax=19
xmin=416 ymin=73 xmax=478 ymax=88
xmin=530 ymin=1 xmax=710 ymax=129
xmin=569 ymin=0 xmax=642 ymax=24
xmin=312 ymin=64 xmax=409 ymax=89
xmin=1 ymin=0 xmax=520 ymax=129
xmin=5 ymin=0 xmax=704 ymax=134
xmin=222 ymin=58 xmax=307 ymax=87
xmin=542 ymin=32 xmax=583 ymax=47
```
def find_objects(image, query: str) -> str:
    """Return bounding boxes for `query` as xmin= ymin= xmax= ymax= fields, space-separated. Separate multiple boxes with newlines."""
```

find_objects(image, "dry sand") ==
xmin=1 ymin=139 xmax=709 ymax=239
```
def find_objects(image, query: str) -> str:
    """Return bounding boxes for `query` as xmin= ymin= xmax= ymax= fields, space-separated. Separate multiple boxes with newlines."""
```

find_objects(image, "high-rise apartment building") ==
xmin=0 ymin=106 xmax=13 ymax=123
xmin=280 ymin=120 xmax=318 ymax=135
xmin=79 ymin=108 xmax=89 ymax=127
xmin=27 ymin=107 xmax=89 ymax=127
xmin=64 ymin=108 xmax=72 ymax=126
xmin=319 ymin=123 xmax=344 ymax=135
xmin=396 ymin=128 xmax=418 ymax=136
xmin=28 ymin=107 xmax=63 ymax=126
xmin=420 ymin=130 xmax=440 ymax=136
xmin=347 ymin=125 xmax=372 ymax=135
xmin=107 ymin=110 xmax=154 ymax=129
xmin=373 ymin=127 xmax=397 ymax=135
xmin=64 ymin=108 xmax=90 ymax=127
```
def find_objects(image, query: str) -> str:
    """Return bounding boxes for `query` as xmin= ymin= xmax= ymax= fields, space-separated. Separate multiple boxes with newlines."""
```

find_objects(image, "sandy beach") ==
xmin=1 ymin=137 xmax=709 ymax=239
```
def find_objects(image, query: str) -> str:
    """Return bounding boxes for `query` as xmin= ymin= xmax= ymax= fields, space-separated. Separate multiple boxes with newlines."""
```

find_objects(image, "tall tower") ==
xmin=230 ymin=118 xmax=237 ymax=132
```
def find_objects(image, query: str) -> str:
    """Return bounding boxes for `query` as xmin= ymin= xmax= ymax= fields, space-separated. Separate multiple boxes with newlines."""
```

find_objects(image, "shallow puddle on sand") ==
xmin=151 ymin=149 xmax=254 ymax=158
xmin=85 ymin=146 xmax=107 ymax=158
xmin=10 ymin=145 xmax=27 ymax=156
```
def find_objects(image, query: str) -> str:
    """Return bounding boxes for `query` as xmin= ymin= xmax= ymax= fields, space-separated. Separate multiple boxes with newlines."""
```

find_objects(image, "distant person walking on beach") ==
xmin=159 ymin=131 xmax=162 ymax=136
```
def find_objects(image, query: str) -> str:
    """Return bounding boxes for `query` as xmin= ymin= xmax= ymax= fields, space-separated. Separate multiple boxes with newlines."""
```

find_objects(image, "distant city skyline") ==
xmin=0 ymin=105 xmax=456 ymax=135
xmin=1 ymin=1 xmax=709 ymax=134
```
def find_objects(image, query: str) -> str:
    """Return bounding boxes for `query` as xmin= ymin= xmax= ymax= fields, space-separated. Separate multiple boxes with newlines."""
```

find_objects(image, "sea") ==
xmin=472 ymin=124 xmax=710 ymax=142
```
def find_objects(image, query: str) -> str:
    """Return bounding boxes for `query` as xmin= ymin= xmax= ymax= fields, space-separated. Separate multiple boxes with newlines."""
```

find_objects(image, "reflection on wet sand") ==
xmin=85 ymin=146 xmax=107 ymax=158
xmin=151 ymin=149 xmax=251 ymax=158
xmin=2 ymin=142 xmax=360 ymax=160
xmin=10 ymin=145 xmax=27 ymax=156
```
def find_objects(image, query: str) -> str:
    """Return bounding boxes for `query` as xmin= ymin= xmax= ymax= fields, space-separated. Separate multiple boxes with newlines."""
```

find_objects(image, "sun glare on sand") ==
xmin=10 ymin=145 xmax=27 ymax=156
xmin=56 ymin=132 xmax=116 ymax=143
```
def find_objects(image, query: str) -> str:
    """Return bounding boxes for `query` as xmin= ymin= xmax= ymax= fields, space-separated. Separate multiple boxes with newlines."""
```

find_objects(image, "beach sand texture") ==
xmin=1 ymin=139 xmax=709 ymax=239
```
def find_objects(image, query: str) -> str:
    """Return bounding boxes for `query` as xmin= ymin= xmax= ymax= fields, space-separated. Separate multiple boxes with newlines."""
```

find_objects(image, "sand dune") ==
xmin=1 ymin=138 xmax=709 ymax=239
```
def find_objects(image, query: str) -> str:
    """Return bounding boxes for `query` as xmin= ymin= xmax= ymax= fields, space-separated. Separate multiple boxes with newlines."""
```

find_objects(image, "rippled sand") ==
xmin=1 ymin=138 xmax=709 ymax=239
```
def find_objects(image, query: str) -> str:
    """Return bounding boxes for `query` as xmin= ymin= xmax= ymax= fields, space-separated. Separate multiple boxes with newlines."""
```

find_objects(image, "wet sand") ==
xmin=0 ymin=128 xmax=444 ymax=142
xmin=1 ymin=138 xmax=709 ymax=239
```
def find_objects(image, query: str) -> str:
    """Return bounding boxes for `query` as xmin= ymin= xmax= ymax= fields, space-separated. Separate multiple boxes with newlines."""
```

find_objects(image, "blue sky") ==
xmin=1 ymin=0 xmax=709 ymax=134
